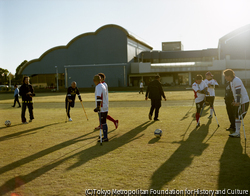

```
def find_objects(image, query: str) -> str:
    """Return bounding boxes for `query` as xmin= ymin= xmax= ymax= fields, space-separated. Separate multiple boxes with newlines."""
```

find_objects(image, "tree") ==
xmin=13 ymin=60 xmax=28 ymax=84
xmin=0 ymin=68 xmax=9 ymax=85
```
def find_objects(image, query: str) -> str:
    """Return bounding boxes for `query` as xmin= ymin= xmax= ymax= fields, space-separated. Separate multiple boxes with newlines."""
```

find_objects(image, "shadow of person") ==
xmin=0 ymin=121 xmax=155 ymax=195
xmin=66 ymin=121 xmax=155 ymax=170
xmin=149 ymin=119 xmax=211 ymax=190
xmin=218 ymin=136 xmax=250 ymax=190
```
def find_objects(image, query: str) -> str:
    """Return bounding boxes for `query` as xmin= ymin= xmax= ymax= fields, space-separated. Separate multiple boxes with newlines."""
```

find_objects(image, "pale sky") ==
xmin=1 ymin=0 xmax=250 ymax=74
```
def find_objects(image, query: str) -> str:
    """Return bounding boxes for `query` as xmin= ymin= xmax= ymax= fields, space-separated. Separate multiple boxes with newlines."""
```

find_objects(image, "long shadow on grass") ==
xmin=0 ymin=122 xmax=62 ymax=142
xmin=0 ymin=129 xmax=99 ymax=176
xmin=218 ymin=137 xmax=250 ymax=190
xmin=149 ymin=119 xmax=211 ymax=190
xmin=0 ymin=121 xmax=154 ymax=195
xmin=65 ymin=121 xmax=155 ymax=170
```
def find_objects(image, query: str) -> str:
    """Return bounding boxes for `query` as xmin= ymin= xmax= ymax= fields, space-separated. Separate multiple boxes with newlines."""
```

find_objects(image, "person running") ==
xmin=93 ymin=75 xmax=109 ymax=142
xmin=19 ymin=77 xmax=35 ymax=124
xmin=12 ymin=84 xmax=21 ymax=108
xmin=145 ymin=75 xmax=166 ymax=121
xmin=192 ymin=75 xmax=208 ymax=127
xmin=204 ymin=72 xmax=219 ymax=119
xmin=223 ymin=69 xmax=249 ymax=138
xmin=94 ymin=73 xmax=118 ymax=130
xmin=65 ymin=81 xmax=82 ymax=122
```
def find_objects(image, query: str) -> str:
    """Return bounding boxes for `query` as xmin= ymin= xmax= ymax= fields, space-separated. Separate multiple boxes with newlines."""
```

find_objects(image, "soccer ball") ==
xmin=5 ymin=120 xmax=11 ymax=127
xmin=154 ymin=129 xmax=162 ymax=138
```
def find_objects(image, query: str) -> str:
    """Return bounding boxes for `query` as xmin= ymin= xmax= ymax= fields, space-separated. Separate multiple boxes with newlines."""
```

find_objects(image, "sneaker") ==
xmin=115 ymin=120 xmax=119 ymax=129
xmin=29 ymin=119 xmax=32 ymax=122
xmin=22 ymin=122 xmax=28 ymax=124
xmin=69 ymin=118 xmax=72 ymax=122
xmin=196 ymin=123 xmax=200 ymax=128
xmin=149 ymin=114 xmax=152 ymax=120
xmin=229 ymin=132 xmax=240 ymax=138
xmin=154 ymin=119 xmax=160 ymax=121
xmin=208 ymin=115 xmax=213 ymax=119
xmin=226 ymin=127 xmax=235 ymax=131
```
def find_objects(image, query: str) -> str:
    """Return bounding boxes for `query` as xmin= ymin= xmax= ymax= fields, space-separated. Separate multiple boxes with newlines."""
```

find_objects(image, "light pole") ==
xmin=55 ymin=66 xmax=59 ymax=91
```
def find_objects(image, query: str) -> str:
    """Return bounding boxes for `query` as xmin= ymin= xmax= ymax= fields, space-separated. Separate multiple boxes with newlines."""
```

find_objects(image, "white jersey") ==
xmin=95 ymin=83 xmax=109 ymax=112
xmin=102 ymin=82 xmax=109 ymax=96
xmin=192 ymin=80 xmax=208 ymax=103
xmin=140 ymin=82 xmax=144 ymax=88
xmin=230 ymin=76 xmax=249 ymax=104
xmin=204 ymin=79 xmax=218 ymax=97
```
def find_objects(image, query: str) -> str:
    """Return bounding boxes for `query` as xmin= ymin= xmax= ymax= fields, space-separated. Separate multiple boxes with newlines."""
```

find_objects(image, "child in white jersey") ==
xmin=204 ymin=72 xmax=219 ymax=119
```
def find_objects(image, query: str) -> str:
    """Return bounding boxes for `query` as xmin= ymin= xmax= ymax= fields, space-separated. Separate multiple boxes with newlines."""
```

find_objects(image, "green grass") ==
xmin=0 ymin=91 xmax=250 ymax=195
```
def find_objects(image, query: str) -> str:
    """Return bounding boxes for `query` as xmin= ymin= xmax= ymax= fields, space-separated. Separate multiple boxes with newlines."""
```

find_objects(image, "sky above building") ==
xmin=1 ymin=0 xmax=250 ymax=74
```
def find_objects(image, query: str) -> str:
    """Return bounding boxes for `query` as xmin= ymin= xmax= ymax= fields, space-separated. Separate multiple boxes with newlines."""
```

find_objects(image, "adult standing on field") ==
xmin=12 ymin=84 xmax=21 ymax=108
xmin=19 ymin=77 xmax=35 ymax=124
xmin=223 ymin=69 xmax=249 ymax=138
xmin=94 ymin=73 xmax=118 ymax=129
xmin=145 ymin=75 xmax=166 ymax=121
xmin=93 ymin=75 xmax=109 ymax=142
xmin=224 ymin=81 xmax=235 ymax=131
xmin=65 ymin=81 xmax=82 ymax=122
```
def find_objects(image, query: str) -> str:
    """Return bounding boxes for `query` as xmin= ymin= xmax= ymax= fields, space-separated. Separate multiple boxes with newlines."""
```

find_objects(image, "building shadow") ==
xmin=149 ymin=119 xmax=211 ymax=190
xmin=218 ymin=137 xmax=250 ymax=190
xmin=0 ymin=121 xmax=154 ymax=195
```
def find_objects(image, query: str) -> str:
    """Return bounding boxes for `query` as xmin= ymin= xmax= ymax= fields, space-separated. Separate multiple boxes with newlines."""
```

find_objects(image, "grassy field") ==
xmin=0 ymin=91 xmax=250 ymax=196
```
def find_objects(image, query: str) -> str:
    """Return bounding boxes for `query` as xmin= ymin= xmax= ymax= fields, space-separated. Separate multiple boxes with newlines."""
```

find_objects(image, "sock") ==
xmin=107 ymin=115 xmax=116 ymax=123
xmin=210 ymin=108 xmax=213 ymax=116
xmin=102 ymin=123 xmax=108 ymax=138
xmin=235 ymin=120 xmax=241 ymax=134
xmin=196 ymin=113 xmax=200 ymax=123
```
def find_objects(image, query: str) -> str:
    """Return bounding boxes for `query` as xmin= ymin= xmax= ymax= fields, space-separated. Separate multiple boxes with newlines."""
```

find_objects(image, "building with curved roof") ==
xmin=19 ymin=24 xmax=152 ymax=88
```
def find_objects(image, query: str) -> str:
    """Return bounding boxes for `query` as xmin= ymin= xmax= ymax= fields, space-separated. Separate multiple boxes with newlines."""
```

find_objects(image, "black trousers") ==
xmin=225 ymin=102 xmax=235 ymax=129
xmin=13 ymin=95 xmax=21 ymax=107
xmin=21 ymin=102 xmax=34 ymax=122
xmin=149 ymin=99 xmax=161 ymax=120
xmin=139 ymin=88 xmax=144 ymax=94
xmin=65 ymin=98 xmax=75 ymax=118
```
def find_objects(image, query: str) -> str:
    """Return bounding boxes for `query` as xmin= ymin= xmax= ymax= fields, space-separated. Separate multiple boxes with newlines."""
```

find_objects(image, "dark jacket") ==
xmin=224 ymin=81 xmax=234 ymax=104
xmin=19 ymin=84 xmax=35 ymax=101
xmin=66 ymin=86 xmax=82 ymax=101
xmin=146 ymin=79 xmax=166 ymax=100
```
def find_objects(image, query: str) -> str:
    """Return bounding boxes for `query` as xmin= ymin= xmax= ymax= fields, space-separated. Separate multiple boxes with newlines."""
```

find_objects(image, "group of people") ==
xmin=13 ymin=69 xmax=249 ymax=140
xmin=192 ymin=69 xmax=249 ymax=138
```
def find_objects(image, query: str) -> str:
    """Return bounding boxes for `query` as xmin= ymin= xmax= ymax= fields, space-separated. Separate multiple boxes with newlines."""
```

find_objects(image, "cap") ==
xmin=205 ymin=72 xmax=213 ymax=77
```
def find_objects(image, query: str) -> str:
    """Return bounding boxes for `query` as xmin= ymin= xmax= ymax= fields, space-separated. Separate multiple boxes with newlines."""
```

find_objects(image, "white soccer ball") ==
xmin=5 ymin=120 xmax=11 ymax=127
xmin=154 ymin=129 xmax=162 ymax=138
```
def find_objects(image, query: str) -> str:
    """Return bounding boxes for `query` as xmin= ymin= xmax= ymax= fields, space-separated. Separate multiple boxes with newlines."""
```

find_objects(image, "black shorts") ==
xmin=234 ymin=102 xmax=249 ymax=119
xmin=100 ymin=112 xmax=108 ymax=124
xmin=205 ymin=96 xmax=215 ymax=107
xmin=196 ymin=100 xmax=204 ymax=114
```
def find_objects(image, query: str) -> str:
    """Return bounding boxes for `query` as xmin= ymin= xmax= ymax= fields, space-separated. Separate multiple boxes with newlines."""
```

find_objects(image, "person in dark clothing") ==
xmin=19 ymin=77 xmax=35 ymax=124
xmin=224 ymin=81 xmax=235 ymax=131
xmin=145 ymin=75 xmax=166 ymax=121
xmin=65 ymin=81 xmax=82 ymax=121
xmin=12 ymin=84 xmax=21 ymax=107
